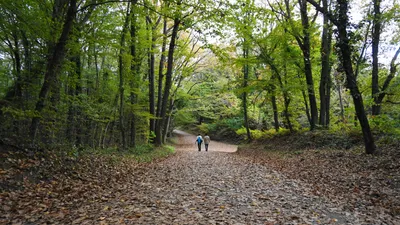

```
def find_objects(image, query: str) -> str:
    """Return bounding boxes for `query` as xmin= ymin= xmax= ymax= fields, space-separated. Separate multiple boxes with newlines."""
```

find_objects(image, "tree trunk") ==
xmin=30 ymin=0 xmax=77 ymax=142
xmin=117 ymin=6 xmax=131 ymax=150
xmin=302 ymin=88 xmax=311 ymax=124
xmin=148 ymin=26 xmax=156 ymax=134
xmin=243 ymin=46 xmax=251 ymax=141
xmin=163 ymin=98 xmax=174 ymax=143
xmin=155 ymin=18 xmax=180 ymax=146
xmin=371 ymin=0 xmax=382 ymax=115
xmin=298 ymin=0 xmax=318 ymax=130
xmin=278 ymin=65 xmax=293 ymax=132
xmin=336 ymin=0 xmax=376 ymax=154
xmin=155 ymin=18 xmax=167 ymax=145
xmin=271 ymin=93 xmax=279 ymax=131
xmin=319 ymin=0 xmax=332 ymax=127
xmin=337 ymin=82 xmax=345 ymax=122
xmin=130 ymin=0 xmax=139 ymax=148
xmin=74 ymin=54 xmax=83 ymax=147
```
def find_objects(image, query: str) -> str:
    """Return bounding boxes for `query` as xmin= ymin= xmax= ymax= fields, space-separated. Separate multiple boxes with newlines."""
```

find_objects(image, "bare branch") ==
xmin=355 ymin=20 xmax=372 ymax=78
xmin=305 ymin=0 xmax=338 ymax=25
xmin=379 ymin=46 xmax=400 ymax=95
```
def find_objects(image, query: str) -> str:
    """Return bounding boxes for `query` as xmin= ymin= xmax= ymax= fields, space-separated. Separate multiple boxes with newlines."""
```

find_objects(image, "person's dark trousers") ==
xmin=198 ymin=143 xmax=201 ymax=151
xmin=205 ymin=144 xmax=208 ymax=151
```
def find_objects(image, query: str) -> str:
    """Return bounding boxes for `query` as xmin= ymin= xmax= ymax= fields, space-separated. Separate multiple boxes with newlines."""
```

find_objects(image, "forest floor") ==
xmin=1 ymin=131 xmax=399 ymax=224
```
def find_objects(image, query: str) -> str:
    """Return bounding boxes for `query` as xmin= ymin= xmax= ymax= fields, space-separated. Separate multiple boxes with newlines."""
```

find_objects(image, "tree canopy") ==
xmin=1 ymin=0 xmax=400 ymax=154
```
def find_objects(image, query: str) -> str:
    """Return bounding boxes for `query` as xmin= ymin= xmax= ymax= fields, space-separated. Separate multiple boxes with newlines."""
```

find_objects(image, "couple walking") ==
xmin=195 ymin=134 xmax=211 ymax=151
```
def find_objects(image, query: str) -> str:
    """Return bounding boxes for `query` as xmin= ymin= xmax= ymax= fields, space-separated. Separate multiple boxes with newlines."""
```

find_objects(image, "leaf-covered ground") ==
xmin=237 ymin=135 xmax=400 ymax=225
xmin=1 ymin=131 xmax=398 ymax=224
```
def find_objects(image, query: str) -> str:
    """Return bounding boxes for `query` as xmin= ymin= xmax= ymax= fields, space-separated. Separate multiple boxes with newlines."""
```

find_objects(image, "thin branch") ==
xmin=187 ymin=82 xmax=202 ymax=94
xmin=305 ymin=0 xmax=338 ymax=25
xmin=311 ymin=0 xmax=321 ymax=24
xmin=380 ymin=46 xmax=400 ymax=94
xmin=385 ymin=100 xmax=400 ymax=104
xmin=355 ymin=20 xmax=372 ymax=78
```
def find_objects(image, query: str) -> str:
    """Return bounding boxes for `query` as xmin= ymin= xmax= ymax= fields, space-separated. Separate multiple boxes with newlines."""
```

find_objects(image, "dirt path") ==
xmin=2 ymin=131 xmax=377 ymax=224
xmin=65 ymin=131 xmax=368 ymax=224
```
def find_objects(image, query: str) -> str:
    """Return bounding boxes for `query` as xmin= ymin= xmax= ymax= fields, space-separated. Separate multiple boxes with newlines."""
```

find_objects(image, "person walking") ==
xmin=204 ymin=133 xmax=211 ymax=151
xmin=195 ymin=134 xmax=203 ymax=151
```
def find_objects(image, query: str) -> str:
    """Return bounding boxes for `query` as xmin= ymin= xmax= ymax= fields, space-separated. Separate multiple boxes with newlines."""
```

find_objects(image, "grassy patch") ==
xmin=73 ymin=144 xmax=176 ymax=163
xmin=128 ymin=145 xmax=175 ymax=162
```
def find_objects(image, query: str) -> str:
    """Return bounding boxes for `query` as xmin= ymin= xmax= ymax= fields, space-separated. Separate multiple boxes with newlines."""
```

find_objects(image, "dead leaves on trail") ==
xmin=237 ymin=142 xmax=400 ymax=224
xmin=1 ymin=135 xmax=399 ymax=224
xmin=0 ymin=147 xmax=144 ymax=224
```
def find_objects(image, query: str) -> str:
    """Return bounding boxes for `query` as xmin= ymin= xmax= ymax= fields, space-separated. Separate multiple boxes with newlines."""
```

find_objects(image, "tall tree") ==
xmin=146 ymin=11 xmax=161 ymax=135
xmin=307 ymin=0 xmax=377 ymax=154
xmin=155 ymin=17 xmax=167 ymax=141
xmin=129 ymin=0 xmax=139 ymax=148
xmin=30 ymin=0 xmax=77 ymax=141
xmin=118 ymin=5 xmax=131 ymax=149
xmin=371 ymin=0 xmax=382 ymax=115
xmin=155 ymin=16 xmax=181 ymax=146
xmin=319 ymin=0 xmax=333 ymax=127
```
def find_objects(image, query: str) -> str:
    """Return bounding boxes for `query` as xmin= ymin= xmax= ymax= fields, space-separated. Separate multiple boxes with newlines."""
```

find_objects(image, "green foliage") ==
xmin=236 ymin=127 xmax=264 ymax=139
xmin=174 ymin=110 xmax=197 ymax=127
xmin=129 ymin=145 xmax=175 ymax=163
xmin=219 ymin=117 xmax=243 ymax=130
xmin=197 ymin=123 xmax=211 ymax=133
xmin=0 ymin=0 xmax=399 ymax=151
xmin=370 ymin=115 xmax=400 ymax=135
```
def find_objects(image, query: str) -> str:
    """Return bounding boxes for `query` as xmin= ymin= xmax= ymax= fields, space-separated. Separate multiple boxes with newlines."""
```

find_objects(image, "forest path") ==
xmin=75 ymin=131 xmax=362 ymax=224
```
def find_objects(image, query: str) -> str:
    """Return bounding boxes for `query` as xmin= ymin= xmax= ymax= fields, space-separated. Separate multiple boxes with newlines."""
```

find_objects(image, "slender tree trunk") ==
xmin=243 ymin=46 xmax=251 ymax=141
xmin=74 ymin=54 xmax=82 ymax=146
xmin=371 ymin=0 xmax=382 ymax=115
xmin=319 ymin=0 xmax=332 ymax=127
xmin=337 ymin=82 xmax=345 ymax=122
xmin=298 ymin=0 xmax=318 ymax=130
xmin=326 ymin=72 xmax=332 ymax=125
xmin=271 ymin=93 xmax=279 ymax=131
xmin=147 ymin=17 xmax=156 ymax=135
xmin=163 ymin=98 xmax=174 ymax=143
xmin=30 ymin=0 xmax=77 ymax=141
xmin=302 ymin=88 xmax=311 ymax=124
xmin=156 ymin=18 xmax=180 ymax=146
xmin=117 ymin=6 xmax=131 ymax=150
xmin=156 ymin=18 xmax=167 ymax=119
xmin=129 ymin=0 xmax=139 ymax=148
xmin=279 ymin=65 xmax=293 ymax=132
xmin=155 ymin=18 xmax=167 ymax=145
